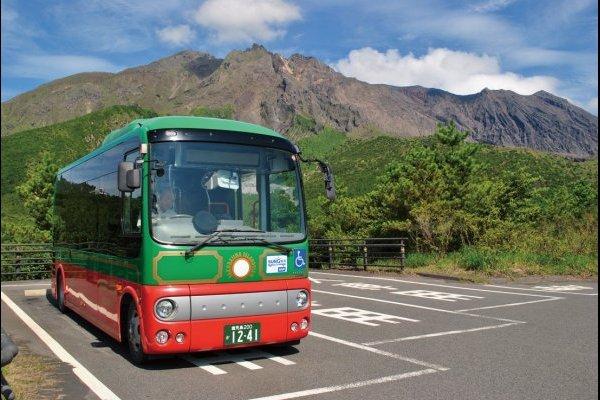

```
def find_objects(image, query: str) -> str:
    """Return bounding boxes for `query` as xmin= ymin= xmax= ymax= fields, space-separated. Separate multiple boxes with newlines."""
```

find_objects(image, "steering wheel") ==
xmin=192 ymin=211 xmax=218 ymax=234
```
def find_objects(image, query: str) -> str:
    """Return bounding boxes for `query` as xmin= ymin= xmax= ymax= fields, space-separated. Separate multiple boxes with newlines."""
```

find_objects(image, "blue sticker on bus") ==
xmin=294 ymin=249 xmax=307 ymax=269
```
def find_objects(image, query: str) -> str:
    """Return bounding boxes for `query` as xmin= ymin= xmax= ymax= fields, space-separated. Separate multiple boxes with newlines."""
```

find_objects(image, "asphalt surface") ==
xmin=1 ymin=271 xmax=597 ymax=400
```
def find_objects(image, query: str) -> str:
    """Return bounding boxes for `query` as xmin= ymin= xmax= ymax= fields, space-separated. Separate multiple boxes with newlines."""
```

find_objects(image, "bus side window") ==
xmin=122 ymin=150 xmax=142 ymax=235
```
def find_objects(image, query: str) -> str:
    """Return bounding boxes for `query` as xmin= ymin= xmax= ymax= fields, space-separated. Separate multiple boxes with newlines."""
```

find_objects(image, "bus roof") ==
xmin=102 ymin=116 xmax=285 ymax=146
xmin=58 ymin=116 xmax=287 ymax=175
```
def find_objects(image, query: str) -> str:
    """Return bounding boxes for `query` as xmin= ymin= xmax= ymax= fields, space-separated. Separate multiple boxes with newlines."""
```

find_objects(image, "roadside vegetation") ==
xmin=1 ymin=107 xmax=597 ymax=278
xmin=298 ymin=119 xmax=598 ymax=279
xmin=2 ymin=348 xmax=60 ymax=400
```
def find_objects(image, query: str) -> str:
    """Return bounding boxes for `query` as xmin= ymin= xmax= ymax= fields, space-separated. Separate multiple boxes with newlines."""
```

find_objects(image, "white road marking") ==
xmin=1 ymin=291 xmax=121 ymax=400
xmin=311 ymin=271 xmax=558 ymax=298
xmin=308 ymin=277 xmax=321 ymax=284
xmin=333 ymin=282 xmax=397 ymax=291
xmin=183 ymin=357 xmax=229 ymax=375
xmin=309 ymin=331 xmax=448 ymax=371
xmin=1 ymin=283 xmax=50 ymax=288
xmin=236 ymin=360 xmax=263 ymax=370
xmin=363 ymin=322 xmax=523 ymax=346
xmin=391 ymin=289 xmax=484 ymax=302
xmin=246 ymin=369 xmax=439 ymax=400
xmin=312 ymin=289 xmax=526 ymax=324
xmin=532 ymin=284 xmax=593 ymax=292
xmin=184 ymin=350 xmax=295 ymax=374
xmin=485 ymin=284 xmax=598 ymax=296
xmin=312 ymin=307 xmax=418 ymax=326
xmin=265 ymin=355 xmax=296 ymax=366
xmin=455 ymin=297 xmax=562 ymax=312
xmin=310 ymin=300 xmax=322 ymax=307
xmin=24 ymin=289 xmax=48 ymax=297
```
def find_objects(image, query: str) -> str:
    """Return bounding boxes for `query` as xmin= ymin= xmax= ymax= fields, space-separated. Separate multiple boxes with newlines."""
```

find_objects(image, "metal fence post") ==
xmin=400 ymin=239 xmax=405 ymax=270
xmin=328 ymin=241 xmax=334 ymax=269
xmin=363 ymin=242 xmax=368 ymax=271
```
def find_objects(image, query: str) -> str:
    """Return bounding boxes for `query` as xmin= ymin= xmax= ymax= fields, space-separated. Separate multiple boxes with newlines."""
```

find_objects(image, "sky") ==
xmin=1 ymin=0 xmax=598 ymax=114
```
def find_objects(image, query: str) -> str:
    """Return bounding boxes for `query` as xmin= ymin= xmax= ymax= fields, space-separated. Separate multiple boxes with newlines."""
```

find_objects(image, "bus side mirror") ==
xmin=297 ymin=154 xmax=336 ymax=201
xmin=118 ymin=162 xmax=140 ymax=192
xmin=318 ymin=162 xmax=336 ymax=201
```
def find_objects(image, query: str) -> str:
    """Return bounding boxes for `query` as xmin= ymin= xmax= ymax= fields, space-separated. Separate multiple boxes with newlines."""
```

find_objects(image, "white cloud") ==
xmin=5 ymin=54 xmax=121 ymax=80
xmin=334 ymin=47 xmax=560 ymax=96
xmin=471 ymin=0 xmax=516 ymax=13
xmin=156 ymin=25 xmax=196 ymax=46
xmin=194 ymin=0 xmax=301 ymax=43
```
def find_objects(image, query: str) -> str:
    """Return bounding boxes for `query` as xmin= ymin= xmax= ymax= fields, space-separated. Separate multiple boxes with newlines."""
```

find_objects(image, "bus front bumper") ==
xmin=139 ymin=279 xmax=311 ymax=354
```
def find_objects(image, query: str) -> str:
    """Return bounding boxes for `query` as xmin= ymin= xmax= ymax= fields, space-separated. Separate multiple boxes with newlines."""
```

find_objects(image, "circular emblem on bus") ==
xmin=228 ymin=253 xmax=255 ymax=279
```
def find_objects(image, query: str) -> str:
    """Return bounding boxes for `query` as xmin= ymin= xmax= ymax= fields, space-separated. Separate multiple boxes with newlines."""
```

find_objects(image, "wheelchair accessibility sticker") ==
xmin=294 ymin=249 xmax=307 ymax=269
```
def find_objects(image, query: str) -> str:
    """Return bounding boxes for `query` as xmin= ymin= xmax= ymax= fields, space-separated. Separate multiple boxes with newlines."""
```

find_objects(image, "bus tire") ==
xmin=126 ymin=302 xmax=147 ymax=365
xmin=56 ymin=275 xmax=66 ymax=313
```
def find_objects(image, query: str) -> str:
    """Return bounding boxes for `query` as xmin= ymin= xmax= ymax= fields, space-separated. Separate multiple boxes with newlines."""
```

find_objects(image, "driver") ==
xmin=154 ymin=186 xmax=176 ymax=218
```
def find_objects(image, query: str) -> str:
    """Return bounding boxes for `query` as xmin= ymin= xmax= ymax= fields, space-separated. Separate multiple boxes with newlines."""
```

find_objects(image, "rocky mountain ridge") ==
xmin=1 ymin=44 xmax=597 ymax=157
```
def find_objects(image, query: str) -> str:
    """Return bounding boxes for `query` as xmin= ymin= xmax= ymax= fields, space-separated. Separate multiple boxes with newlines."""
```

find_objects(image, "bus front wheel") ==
xmin=126 ymin=302 xmax=147 ymax=365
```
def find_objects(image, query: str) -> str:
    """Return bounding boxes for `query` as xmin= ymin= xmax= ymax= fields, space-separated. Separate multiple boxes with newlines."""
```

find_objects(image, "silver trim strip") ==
xmin=190 ymin=290 xmax=288 ymax=320
xmin=157 ymin=290 xmax=310 ymax=321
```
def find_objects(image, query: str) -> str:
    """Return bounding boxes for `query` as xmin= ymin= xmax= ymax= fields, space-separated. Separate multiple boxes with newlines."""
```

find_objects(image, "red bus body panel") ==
xmin=52 ymin=262 xmax=311 ymax=354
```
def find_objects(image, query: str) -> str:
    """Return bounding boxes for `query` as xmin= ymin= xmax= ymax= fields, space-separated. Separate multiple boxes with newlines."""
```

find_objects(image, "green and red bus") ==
xmin=51 ymin=116 xmax=334 ymax=363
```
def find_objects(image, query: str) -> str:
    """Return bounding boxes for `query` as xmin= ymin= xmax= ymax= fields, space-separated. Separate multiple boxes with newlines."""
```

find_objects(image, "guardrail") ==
xmin=308 ymin=238 xmax=407 ymax=271
xmin=1 ymin=243 xmax=53 ymax=281
xmin=1 ymin=238 xmax=408 ymax=280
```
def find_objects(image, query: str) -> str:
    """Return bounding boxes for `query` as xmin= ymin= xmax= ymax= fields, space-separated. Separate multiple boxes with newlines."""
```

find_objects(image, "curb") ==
xmin=415 ymin=272 xmax=479 ymax=283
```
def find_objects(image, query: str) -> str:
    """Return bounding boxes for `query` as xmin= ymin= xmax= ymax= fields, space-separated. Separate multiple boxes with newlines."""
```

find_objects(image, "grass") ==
xmin=324 ymin=247 xmax=598 ymax=283
xmin=2 ymin=349 xmax=60 ymax=400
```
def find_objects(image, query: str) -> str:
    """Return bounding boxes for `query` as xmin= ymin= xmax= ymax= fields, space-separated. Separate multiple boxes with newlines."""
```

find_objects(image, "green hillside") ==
xmin=1 ymin=107 xmax=597 ymax=278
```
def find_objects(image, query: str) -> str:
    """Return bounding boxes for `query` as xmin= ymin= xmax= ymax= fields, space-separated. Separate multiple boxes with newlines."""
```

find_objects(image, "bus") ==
xmin=51 ymin=116 xmax=334 ymax=363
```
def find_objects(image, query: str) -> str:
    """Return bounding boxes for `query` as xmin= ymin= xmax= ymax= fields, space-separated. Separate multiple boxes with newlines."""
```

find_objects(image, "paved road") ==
xmin=1 ymin=272 xmax=597 ymax=400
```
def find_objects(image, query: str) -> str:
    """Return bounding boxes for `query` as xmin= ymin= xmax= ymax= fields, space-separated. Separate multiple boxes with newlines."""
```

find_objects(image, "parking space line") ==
xmin=309 ymin=331 xmax=449 ymax=371
xmin=183 ymin=350 xmax=296 ymax=374
xmin=391 ymin=289 xmax=484 ymax=302
xmin=312 ymin=307 xmax=419 ymax=326
xmin=183 ymin=356 xmax=229 ymax=375
xmin=263 ymin=355 xmax=296 ymax=366
xmin=236 ymin=360 xmax=263 ymax=370
xmin=363 ymin=322 xmax=523 ymax=346
xmin=246 ymin=369 xmax=439 ymax=400
xmin=312 ymin=289 xmax=526 ymax=324
xmin=311 ymin=272 xmax=559 ymax=298
xmin=1 ymin=291 xmax=120 ymax=400
xmin=455 ymin=297 xmax=562 ymax=312
xmin=485 ymin=284 xmax=598 ymax=296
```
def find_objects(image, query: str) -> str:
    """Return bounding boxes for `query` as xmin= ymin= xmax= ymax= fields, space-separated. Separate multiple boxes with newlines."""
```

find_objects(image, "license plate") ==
xmin=224 ymin=323 xmax=260 ymax=346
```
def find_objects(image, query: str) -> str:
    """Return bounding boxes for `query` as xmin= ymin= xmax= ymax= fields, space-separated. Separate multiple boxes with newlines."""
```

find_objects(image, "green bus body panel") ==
xmin=54 ymin=242 xmax=309 ymax=285
xmin=54 ymin=117 xmax=308 ymax=286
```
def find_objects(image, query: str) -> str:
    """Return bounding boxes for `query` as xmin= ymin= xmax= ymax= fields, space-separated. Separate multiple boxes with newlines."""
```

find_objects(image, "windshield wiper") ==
xmin=184 ymin=228 xmax=267 ymax=258
xmin=228 ymin=236 xmax=292 ymax=255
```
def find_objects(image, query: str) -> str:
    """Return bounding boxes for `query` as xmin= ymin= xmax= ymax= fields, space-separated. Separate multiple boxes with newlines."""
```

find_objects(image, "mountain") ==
xmin=1 ymin=44 xmax=597 ymax=157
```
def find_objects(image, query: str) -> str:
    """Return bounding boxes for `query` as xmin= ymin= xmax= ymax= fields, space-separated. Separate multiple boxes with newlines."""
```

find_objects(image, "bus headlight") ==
xmin=155 ymin=299 xmax=176 ymax=320
xmin=296 ymin=291 xmax=308 ymax=308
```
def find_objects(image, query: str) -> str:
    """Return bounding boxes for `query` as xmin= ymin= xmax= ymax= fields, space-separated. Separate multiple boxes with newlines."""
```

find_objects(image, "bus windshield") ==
xmin=149 ymin=141 xmax=305 ymax=245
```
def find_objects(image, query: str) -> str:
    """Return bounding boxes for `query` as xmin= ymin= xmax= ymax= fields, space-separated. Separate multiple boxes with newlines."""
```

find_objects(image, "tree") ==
xmin=15 ymin=151 xmax=59 ymax=236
